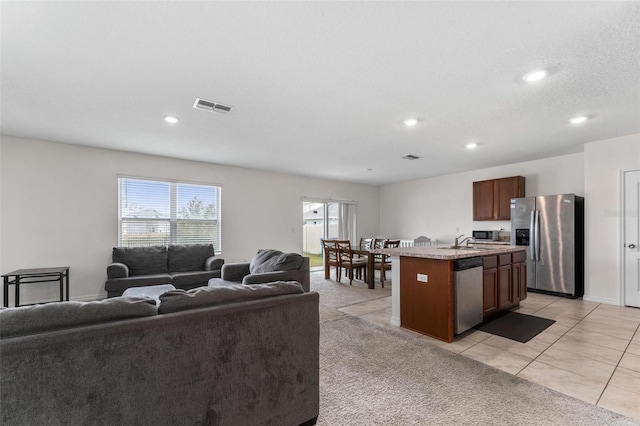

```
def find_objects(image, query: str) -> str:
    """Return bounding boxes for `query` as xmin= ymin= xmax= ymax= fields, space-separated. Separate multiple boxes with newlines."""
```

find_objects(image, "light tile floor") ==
xmin=339 ymin=290 xmax=640 ymax=421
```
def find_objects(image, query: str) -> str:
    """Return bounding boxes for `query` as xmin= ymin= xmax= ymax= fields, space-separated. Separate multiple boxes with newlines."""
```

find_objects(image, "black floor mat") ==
xmin=474 ymin=311 xmax=556 ymax=343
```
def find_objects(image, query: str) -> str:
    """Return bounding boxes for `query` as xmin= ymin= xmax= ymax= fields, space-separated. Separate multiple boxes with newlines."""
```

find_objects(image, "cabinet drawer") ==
xmin=483 ymin=255 xmax=498 ymax=269
xmin=498 ymin=254 xmax=511 ymax=266
xmin=512 ymin=251 xmax=526 ymax=263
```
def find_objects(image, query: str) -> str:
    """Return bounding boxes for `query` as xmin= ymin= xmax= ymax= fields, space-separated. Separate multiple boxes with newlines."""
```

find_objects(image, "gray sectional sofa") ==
xmin=105 ymin=244 xmax=224 ymax=297
xmin=0 ymin=282 xmax=319 ymax=426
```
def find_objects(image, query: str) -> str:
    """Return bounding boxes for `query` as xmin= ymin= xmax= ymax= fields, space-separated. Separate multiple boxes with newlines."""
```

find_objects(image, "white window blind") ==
xmin=118 ymin=177 xmax=221 ymax=251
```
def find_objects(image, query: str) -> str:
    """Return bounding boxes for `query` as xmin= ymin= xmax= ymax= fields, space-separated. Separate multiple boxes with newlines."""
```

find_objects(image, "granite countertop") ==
xmin=372 ymin=244 xmax=526 ymax=260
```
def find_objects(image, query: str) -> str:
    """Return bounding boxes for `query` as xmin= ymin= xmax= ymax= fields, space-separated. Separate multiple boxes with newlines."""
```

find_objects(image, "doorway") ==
xmin=622 ymin=169 xmax=640 ymax=308
xmin=302 ymin=201 xmax=356 ymax=270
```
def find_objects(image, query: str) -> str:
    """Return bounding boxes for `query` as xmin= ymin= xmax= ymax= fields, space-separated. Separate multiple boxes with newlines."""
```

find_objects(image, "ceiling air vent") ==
xmin=193 ymin=98 xmax=233 ymax=114
xmin=402 ymin=154 xmax=420 ymax=160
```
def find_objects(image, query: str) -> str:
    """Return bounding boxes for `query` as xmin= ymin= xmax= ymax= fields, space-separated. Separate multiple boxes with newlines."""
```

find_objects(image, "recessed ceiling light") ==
xmin=403 ymin=118 xmax=418 ymax=127
xmin=365 ymin=168 xmax=373 ymax=172
xmin=402 ymin=154 xmax=420 ymax=160
xmin=465 ymin=142 xmax=478 ymax=149
xmin=164 ymin=115 xmax=179 ymax=124
xmin=522 ymin=69 xmax=548 ymax=82
xmin=569 ymin=116 xmax=588 ymax=124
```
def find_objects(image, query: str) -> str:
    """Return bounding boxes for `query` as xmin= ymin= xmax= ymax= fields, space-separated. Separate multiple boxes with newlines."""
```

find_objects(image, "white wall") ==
xmin=0 ymin=136 xmax=380 ymax=303
xmin=380 ymin=153 xmax=585 ymax=243
xmin=583 ymin=134 xmax=640 ymax=305
xmin=0 ymin=136 xmax=2 ymax=278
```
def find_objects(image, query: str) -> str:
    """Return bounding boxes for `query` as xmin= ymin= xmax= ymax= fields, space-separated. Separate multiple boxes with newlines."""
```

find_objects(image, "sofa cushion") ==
xmin=249 ymin=249 xmax=304 ymax=274
xmin=112 ymin=246 xmax=168 ymax=276
xmin=0 ymin=297 xmax=158 ymax=338
xmin=105 ymin=274 xmax=173 ymax=293
xmin=168 ymin=244 xmax=214 ymax=272
xmin=170 ymin=270 xmax=221 ymax=288
xmin=158 ymin=281 xmax=304 ymax=314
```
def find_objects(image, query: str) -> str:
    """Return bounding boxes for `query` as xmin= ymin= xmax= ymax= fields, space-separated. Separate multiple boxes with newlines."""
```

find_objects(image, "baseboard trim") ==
xmin=582 ymin=294 xmax=620 ymax=306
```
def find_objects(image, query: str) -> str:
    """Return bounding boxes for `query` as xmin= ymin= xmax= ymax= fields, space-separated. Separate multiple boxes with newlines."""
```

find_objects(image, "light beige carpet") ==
xmin=310 ymin=270 xmax=391 ymax=323
xmin=313 ymin=272 xmax=639 ymax=425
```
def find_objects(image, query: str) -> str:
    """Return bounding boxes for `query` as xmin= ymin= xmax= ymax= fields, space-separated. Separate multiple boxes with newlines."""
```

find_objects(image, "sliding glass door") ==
xmin=302 ymin=201 xmax=356 ymax=269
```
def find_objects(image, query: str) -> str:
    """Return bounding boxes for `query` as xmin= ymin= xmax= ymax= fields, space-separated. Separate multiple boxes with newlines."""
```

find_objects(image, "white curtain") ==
xmin=338 ymin=203 xmax=357 ymax=243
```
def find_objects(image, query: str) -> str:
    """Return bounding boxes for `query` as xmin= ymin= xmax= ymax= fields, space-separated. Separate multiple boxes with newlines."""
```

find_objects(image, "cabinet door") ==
xmin=512 ymin=262 xmax=522 ymax=304
xmin=473 ymin=180 xmax=495 ymax=221
xmin=519 ymin=261 xmax=527 ymax=301
xmin=498 ymin=264 xmax=512 ymax=309
xmin=494 ymin=177 xmax=524 ymax=220
xmin=483 ymin=267 xmax=498 ymax=316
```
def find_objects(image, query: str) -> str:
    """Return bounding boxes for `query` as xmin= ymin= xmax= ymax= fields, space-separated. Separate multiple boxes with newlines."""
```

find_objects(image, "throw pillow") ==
xmin=249 ymin=249 xmax=304 ymax=274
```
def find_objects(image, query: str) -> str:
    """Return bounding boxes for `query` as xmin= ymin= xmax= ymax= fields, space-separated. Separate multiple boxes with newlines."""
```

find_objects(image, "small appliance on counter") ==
xmin=472 ymin=230 xmax=502 ymax=241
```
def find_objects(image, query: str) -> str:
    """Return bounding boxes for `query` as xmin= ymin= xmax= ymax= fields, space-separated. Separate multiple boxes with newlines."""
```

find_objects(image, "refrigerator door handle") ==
xmin=530 ymin=211 xmax=536 ymax=260
xmin=534 ymin=210 xmax=541 ymax=261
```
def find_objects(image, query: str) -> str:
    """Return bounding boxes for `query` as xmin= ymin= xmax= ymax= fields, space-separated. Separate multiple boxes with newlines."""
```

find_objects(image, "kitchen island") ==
xmin=373 ymin=245 xmax=527 ymax=343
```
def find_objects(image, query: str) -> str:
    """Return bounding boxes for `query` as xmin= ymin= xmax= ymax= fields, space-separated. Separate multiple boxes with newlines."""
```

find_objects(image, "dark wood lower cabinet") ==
xmin=482 ymin=255 xmax=499 ymax=317
xmin=483 ymin=268 xmax=498 ymax=316
xmin=483 ymin=251 xmax=526 ymax=318
xmin=512 ymin=262 xmax=522 ymax=304
xmin=512 ymin=251 xmax=527 ymax=303
xmin=398 ymin=250 xmax=527 ymax=340
xmin=498 ymin=264 xmax=512 ymax=309
xmin=519 ymin=262 xmax=527 ymax=301
xmin=399 ymin=257 xmax=454 ymax=342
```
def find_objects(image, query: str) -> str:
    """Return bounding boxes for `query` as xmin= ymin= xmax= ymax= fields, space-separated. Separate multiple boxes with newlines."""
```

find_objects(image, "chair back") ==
xmin=359 ymin=238 xmax=372 ymax=250
xmin=335 ymin=240 xmax=354 ymax=264
xmin=322 ymin=239 xmax=339 ymax=263
xmin=379 ymin=239 xmax=400 ymax=263
xmin=414 ymin=236 xmax=431 ymax=246
xmin=372 ymin=238 xmax=387 ymax=249
xmin=384 ymin=239 xmax=401 ymax=249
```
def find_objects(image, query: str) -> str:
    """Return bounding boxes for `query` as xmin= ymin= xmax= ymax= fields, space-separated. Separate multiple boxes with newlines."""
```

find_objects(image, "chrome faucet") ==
xmin=453 ymin=234 xmax=472 ymax=248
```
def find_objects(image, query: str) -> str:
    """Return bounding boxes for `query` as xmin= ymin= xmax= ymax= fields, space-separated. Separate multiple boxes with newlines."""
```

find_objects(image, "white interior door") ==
xmin=623 ymin=169 xmax=640 ymax=308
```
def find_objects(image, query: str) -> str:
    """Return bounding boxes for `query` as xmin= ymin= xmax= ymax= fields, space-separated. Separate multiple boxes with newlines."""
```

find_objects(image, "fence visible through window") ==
xmin=118 ymin=177 xmax=221 ymax=252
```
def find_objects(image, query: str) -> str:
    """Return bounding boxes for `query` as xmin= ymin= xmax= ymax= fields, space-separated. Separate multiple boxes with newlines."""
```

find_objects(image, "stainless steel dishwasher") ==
xmin=454 ymin=256 xmax=484 ymax=334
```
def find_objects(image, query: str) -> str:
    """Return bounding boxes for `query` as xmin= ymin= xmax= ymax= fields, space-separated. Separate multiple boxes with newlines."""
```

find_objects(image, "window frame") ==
xmin=117 ymin=175 xmax=222 ymax=253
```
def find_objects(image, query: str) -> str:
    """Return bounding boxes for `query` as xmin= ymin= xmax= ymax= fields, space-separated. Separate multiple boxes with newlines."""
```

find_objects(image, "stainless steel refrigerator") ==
xmin=510 ymin=194 xmax=584 ymax=298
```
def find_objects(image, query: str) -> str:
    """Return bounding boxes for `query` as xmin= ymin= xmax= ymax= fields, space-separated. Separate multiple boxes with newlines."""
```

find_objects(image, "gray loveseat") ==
xmin=1 ymin=282 xmax=319 ymax=426
xmin=105 ymin=244 xmax=224 ymax=297
xmin=216 ymin=249 xmax=310 ymax=292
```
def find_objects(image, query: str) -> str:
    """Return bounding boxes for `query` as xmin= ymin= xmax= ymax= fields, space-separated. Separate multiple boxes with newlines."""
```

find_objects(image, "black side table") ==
xmin=2 ymin=267 xmax=70 ymax=307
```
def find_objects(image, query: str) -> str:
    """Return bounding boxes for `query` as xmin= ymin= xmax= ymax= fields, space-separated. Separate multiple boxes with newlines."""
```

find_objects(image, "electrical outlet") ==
xmin=417 ymin=273 xmax=428 ymax=283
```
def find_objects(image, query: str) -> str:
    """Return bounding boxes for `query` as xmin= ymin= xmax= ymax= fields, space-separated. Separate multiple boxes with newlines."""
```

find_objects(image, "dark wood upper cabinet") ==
xmin=473 ymin=176 xmax=525 ymax=221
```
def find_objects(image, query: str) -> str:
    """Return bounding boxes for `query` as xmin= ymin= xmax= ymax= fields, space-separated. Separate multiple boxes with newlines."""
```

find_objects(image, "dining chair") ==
xmin=371 ymin=238 xmax=387 ymax=250
xmin=322 ymin=239 xmax=340 ymax=280
xmin=359 ymin=237 xmax=373 ymax=250
xmin=355 ymin=237 xmax=373 ymax=261
xmin=374 ymin=239 xmax=400 ymax=287
xmin=336 ymin=240 xmax=367 ymax=285
xmin=414 ymin=235 xmax=432 ymax=246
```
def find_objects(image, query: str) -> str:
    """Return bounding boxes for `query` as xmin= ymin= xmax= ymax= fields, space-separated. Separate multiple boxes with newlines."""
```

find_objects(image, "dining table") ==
xmin=324 ymin=247 xmax=375 ymax=289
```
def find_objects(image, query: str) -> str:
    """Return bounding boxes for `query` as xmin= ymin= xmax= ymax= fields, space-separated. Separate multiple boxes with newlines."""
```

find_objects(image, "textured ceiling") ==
xmin=1 ymin=1 xmax=639 ymax=185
